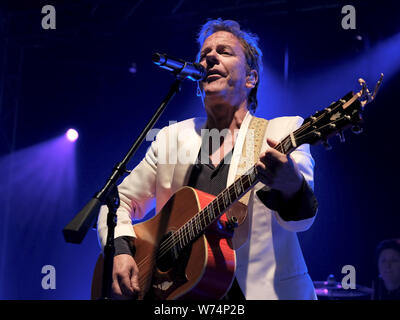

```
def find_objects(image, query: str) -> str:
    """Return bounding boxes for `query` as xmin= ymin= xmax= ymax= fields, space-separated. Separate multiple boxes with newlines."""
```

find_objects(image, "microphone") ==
xmin=152 ymin=53 xmax=206 ymax=81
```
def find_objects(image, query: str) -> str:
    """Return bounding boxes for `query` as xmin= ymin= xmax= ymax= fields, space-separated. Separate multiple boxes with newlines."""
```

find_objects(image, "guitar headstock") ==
xmin=293 ymin=73 xmax=384 ymax=151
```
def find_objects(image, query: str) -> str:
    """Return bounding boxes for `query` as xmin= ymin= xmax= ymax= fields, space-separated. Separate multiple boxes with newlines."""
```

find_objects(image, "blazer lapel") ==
xmin=170 ymin=117 xmax=205 ymax=193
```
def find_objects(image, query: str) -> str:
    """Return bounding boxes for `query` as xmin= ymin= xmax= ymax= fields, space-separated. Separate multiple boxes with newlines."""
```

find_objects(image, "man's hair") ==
xmin=196 ymin=18 xmax=263 ymax=113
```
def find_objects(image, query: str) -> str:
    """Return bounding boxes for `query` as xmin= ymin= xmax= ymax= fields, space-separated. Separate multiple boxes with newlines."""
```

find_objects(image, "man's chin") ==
xmin=203 ymin=86 xmax=227 ymax=97
xmin=203 ymin=91 xmax=227 ymax=103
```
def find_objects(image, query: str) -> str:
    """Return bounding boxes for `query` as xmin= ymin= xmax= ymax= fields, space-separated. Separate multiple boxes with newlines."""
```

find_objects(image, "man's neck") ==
xmin=205 ymin=101 xmax=249 ymax=132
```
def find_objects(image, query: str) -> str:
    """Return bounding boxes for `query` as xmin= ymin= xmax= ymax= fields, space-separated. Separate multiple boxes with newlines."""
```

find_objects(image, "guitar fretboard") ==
xmin=174 ymin=166 xmax=258 ymax=250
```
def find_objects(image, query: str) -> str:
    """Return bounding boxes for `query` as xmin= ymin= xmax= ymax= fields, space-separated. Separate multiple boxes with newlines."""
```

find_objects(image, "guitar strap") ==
xmin=227 ymin=116 xmax=268 ymax=249
xmin=236 ymin=116 xmax=269 ymax=207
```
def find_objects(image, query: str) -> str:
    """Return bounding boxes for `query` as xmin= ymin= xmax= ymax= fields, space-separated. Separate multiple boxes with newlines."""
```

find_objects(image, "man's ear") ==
xmin=246 ymin=70 xmax=258 ymax=89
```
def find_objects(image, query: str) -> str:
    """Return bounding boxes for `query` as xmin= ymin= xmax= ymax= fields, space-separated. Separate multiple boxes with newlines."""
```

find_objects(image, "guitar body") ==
xmin=91 ymin=186 xmax=236 ymax=300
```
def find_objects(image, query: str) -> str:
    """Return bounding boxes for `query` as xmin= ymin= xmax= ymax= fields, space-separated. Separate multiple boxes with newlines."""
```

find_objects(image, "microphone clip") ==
xmin=152 ymin=52 xmax=206 ymax=81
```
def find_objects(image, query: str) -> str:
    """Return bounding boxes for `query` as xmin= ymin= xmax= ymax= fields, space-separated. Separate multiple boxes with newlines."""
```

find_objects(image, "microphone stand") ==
xmin=63 ymin=76 xmax=183 ymax=299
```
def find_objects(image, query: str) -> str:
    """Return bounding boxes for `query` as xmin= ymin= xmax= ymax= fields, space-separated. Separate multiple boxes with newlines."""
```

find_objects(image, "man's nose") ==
xmin=205 ymin=51 xmax=219 ymax=67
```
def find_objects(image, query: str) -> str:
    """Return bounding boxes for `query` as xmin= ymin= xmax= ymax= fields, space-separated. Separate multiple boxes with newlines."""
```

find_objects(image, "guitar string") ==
xmin=146 ymin=173 xmax=249 ymax=259
xmin=135 ymin=178 xmax=242 ymax=275
xmin=135 ymin=99 xmax=350 ymax=288
xmin=136 ymin=184 xmax=233 ymax=270
xmin=136 ymin=198 xmax=224 ymax=288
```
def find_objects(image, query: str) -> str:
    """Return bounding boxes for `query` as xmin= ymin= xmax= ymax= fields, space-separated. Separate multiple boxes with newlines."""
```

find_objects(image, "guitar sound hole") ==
xmin=156 ymin=232 xmax=179 ymax=272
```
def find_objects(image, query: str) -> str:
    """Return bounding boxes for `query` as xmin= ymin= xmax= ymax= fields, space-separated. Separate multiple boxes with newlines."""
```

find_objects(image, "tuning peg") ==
xmin=323 ymin=139 xmax=332 ymax=151
xmin=337 ymin=131 xmax=345 ymax=143
xmin=351 ymin=125 xmax=363 ymax=134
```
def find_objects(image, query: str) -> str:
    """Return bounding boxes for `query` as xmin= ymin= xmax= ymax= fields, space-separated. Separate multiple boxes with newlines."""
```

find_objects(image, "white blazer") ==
xmin=97 ymin=112 xmax=317 ymax=300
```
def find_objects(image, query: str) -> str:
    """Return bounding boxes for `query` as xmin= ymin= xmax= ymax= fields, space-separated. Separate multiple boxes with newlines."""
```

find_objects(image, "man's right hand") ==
xmin=112 ymin=254 xmax=140 ymax=299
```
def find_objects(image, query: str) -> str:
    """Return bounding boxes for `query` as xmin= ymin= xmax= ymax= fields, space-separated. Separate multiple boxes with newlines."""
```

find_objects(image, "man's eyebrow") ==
xmin=200 ymin=47 xmax=211 ymax=56
xmin=217 ymin=44 xmax=233 ymax=51
xmin=200 ymin=44 xmax=234 ymax=56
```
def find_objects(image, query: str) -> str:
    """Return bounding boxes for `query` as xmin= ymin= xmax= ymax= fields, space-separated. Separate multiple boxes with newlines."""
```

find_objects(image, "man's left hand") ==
xmin=256 ymin=138 xmax=303 ymax=201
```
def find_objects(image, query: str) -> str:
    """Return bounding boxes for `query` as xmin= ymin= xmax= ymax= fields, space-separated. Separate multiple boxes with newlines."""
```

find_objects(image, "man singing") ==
xmin=97 ymin=18 xmax=318 ymax=300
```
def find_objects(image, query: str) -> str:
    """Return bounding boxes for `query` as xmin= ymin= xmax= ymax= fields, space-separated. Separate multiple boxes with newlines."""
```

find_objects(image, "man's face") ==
xmin=198 ymin=31 xmax=254 ymax=107
xmin=378 ymin=248 xmax=400 ymax=287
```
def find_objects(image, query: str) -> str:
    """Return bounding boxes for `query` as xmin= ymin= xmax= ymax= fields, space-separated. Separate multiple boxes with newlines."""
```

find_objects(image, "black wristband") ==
xmin=114 ymin=236 xmax=136 ymax=257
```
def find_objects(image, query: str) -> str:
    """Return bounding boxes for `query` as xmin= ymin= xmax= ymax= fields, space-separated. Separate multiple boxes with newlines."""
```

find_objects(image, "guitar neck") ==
xmin=169 ymin=82 xmax=380 ymax=253
xmin=191 ymin=91 xmax=365 ymax=234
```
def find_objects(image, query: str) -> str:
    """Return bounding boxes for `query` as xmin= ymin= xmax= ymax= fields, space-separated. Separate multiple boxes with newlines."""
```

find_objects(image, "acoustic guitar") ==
xmin=91 ymin=75 xmax=383 ymax=300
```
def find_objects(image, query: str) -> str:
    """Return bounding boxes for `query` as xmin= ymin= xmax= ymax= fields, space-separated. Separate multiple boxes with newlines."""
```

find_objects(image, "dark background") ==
xmin=0 ymin=0 xmax=399 ymax=299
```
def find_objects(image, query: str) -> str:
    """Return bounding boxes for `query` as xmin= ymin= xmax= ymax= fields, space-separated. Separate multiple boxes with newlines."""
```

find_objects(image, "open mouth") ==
xmin=206 ymin=74 xmax=222 ymax=82
xmin=205 ymin=70 xmax=225 ymax=83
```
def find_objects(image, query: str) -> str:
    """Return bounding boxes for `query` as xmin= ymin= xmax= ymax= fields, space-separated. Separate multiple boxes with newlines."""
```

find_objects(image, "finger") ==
xmin=130 ymin=270 xmax=140 ymax=293
xmin=264 ymin=140 xmax=283 ymax=161
xmin=258 ymin=172 xmax=273 ymax=187
xmin=257 ymin=159 xmax=267 ymax=170
xmin=260 ymin=154 xmax=281 ymax=176
xmin=111 ymin=272 xmax=122 ymax=297
xmin=266 ymin=138 xmax=279 ymax=148
xmin=259 ymin=150 xmax=277 ymax=166
xmin=130 ymin=262 xmax=140 ymax=292
xmin=112 ymin=280 xmax=128 ymax=300
xmin=256 ymin=162 xmax=273 ymax=185
xmin=118 ymin=274 xmax=135 ymax=297
xmin=258 ymin=165 xmax=273 ymax=179
xmin=267 ymin=138 xmax=289 ymax=157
